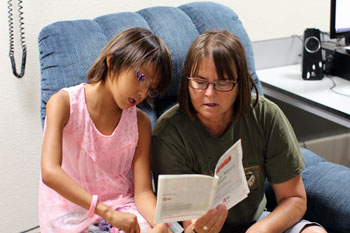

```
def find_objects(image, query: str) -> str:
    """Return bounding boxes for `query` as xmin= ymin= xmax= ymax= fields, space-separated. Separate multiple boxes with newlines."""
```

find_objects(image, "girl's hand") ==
xmin=150 ymin=223 xmax=172 ymax=233
xmin=107 ymin=210 xmax=140 ymax=233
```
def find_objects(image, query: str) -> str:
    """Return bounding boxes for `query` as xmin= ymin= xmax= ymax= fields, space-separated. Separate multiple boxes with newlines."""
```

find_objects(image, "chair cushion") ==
xmin=39 ymin=2 xmax=263 ymax=127
xmin=302 ymin=161 xmax=350 ymax=232
xmin=265 ymin=148 xmax=350 ymax=232
xmin=300 ymin=147 xmax=327 ymax=167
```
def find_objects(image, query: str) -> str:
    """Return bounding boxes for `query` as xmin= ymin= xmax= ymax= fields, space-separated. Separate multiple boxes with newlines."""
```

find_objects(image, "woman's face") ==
xmin=189 ymin=56 xmax=239 ymax=126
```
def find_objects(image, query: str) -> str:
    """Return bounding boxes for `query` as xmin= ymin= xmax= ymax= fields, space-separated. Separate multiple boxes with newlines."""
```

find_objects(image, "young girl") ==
xmin=39 ymin=27 xmax=172 ymax=233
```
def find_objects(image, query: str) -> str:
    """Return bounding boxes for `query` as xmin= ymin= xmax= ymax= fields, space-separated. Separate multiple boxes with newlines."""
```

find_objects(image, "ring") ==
xmin=203 ymin=226 xmax=209 ymax=231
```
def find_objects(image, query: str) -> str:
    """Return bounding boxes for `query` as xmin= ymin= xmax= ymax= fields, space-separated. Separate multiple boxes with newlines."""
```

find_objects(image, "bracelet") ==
xmin=88 ymin=195 xmax=98 ymax=218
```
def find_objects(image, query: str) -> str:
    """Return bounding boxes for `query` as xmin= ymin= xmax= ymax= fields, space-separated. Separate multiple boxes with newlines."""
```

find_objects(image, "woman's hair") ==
xmin=87 ymin=27 xmax=172 ymax=97
xmin=179 ymin=30 xmax=259 ymax=121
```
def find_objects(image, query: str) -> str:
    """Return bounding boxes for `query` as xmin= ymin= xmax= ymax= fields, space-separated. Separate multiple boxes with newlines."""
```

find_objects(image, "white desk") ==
xmin=257 ymin=64 xmax=350 ymax=128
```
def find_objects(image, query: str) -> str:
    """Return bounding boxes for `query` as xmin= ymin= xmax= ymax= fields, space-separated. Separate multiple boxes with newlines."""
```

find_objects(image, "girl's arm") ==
xmin=133 ymin=109 xmax=168 ymax=232
xmin=41 ymin=91 xmax=140 ymax=233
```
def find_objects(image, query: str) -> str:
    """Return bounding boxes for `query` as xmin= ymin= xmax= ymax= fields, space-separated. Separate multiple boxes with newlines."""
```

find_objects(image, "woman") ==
xmin=151 ymin=30 xmax=326 ymax=233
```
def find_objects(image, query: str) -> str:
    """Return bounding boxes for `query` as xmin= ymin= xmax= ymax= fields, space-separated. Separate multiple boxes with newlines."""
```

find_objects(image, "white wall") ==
xmin=0 ymin=0 xmax=329 ymax=232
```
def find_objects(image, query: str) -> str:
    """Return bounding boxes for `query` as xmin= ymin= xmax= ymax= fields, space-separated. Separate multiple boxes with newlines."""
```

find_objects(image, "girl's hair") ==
xmin=179 ymin=30 xmax=259 ymax=121
xmin=88 ymin=27 xmax=172 ymax=97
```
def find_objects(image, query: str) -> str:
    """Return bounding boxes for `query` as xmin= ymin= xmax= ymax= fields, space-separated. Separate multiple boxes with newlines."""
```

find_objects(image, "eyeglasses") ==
xmin=187 ymin=77 xmax=238 ymax=92
xmin=134 ymin=69 xmax=159 ymax=98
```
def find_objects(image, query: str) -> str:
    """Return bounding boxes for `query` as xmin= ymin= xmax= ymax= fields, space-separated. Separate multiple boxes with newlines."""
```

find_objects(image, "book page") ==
xmin=154 ymin=174 xmax=218 ymax=224
xmin=213 ymin=139 xmax=250 ymax=209
xmin=154 ymin=139 xmax=249 ymax=224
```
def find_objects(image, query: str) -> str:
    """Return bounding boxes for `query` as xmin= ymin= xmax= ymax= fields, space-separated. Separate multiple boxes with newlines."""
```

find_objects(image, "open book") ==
xmin=154 ymin=139 xmax=249 ymax=224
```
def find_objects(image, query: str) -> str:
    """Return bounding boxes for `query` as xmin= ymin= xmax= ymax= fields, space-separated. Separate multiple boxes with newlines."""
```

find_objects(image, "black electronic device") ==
xmin=302 ymin=28 xmax=324 ymax=80
xmin=323 ymin=46 xmax=350 ymax=81
xmin=330 ymin=0 xmax=350 ymax=45
xmin=325 ymin=0 xmax=350 ymax=80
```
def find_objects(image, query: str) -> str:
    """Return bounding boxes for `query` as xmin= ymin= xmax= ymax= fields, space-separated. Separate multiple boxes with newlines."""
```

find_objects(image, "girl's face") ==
xmin=110 ymin=63 xmax=157 ymax=110
xmin=189 ymin=56 xmax=239 ymax=126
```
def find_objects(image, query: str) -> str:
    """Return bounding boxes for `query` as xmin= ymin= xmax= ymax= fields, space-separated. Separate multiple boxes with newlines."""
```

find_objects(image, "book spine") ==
xmin=207 ymin=177 xmax=219 ymax=210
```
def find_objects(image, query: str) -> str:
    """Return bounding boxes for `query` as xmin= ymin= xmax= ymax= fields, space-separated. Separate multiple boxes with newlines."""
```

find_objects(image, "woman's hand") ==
xmin=186 ymin=205 xmax=228 ymax=233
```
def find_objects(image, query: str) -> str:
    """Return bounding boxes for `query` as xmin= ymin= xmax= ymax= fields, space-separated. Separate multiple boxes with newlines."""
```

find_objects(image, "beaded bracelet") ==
xmin=88 ymin=195 xmax=98 ymax=218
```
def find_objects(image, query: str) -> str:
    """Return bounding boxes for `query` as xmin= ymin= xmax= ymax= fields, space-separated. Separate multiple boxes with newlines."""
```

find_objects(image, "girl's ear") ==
xmin=105 ymin=55 xmax=116 ymax=81
xmin=106 ymin=55 xmax=112 ymax=68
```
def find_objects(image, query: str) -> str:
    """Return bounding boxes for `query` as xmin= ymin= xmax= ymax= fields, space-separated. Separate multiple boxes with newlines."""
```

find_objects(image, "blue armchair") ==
xmin=38 ymin=2 xmax=350 ymax=232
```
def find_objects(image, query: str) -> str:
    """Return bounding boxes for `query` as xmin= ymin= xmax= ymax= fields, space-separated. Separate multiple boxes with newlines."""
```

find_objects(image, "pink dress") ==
xmin=39 ymin=83 xmax=152 ymax=233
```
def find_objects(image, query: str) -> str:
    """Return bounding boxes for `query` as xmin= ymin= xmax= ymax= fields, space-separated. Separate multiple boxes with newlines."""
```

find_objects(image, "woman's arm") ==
xmin=41 ymin=91 xmax=140 ymax=232
xmin=246 ymin=174 xmax=307 ymax=233
xmin=133 ymin=109 xmax=168 ymax=232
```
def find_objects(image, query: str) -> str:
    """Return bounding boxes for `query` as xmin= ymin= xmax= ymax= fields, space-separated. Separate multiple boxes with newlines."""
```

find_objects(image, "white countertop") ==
xmin=257 ymin=64 xmax=350 ymax=115
xmin=257 ymin=64 xmax=350 ymax=128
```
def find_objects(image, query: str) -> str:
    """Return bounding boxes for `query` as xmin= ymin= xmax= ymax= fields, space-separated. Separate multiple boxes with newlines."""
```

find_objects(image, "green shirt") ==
xmin=151 ymin=96 xmax=304 ymax=227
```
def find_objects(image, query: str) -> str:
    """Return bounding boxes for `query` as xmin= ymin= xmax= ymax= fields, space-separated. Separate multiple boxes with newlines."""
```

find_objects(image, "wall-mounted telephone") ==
xmin=7 ymin=0 xmax=26 ymax=78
